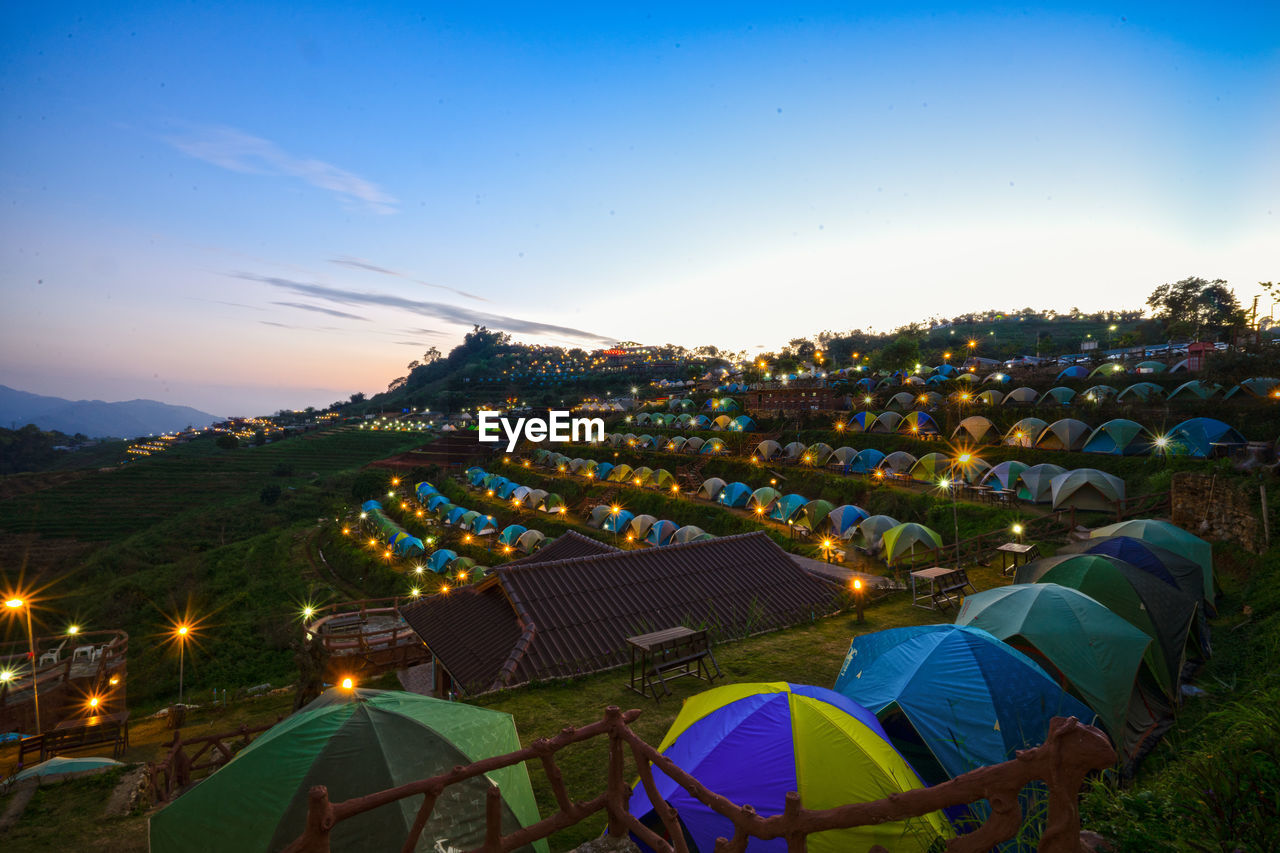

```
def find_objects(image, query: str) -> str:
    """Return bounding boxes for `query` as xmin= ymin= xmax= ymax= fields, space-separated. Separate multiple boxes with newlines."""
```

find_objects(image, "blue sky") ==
xmin=1 ymin=3 xmax=1276 ymax=414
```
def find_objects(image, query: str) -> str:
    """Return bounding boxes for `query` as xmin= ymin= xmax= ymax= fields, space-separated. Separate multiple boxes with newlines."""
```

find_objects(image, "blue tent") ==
xmin=415 ymin=483 xmax=439 ymax=501
xmin=1070 ymin=536 xmax=1209 ymax=612
xmin=850 ymin=448 xmax=886 ymax=473
xmin=595 ymin=462 xmax=615 ymax=481
xmin=730 ymin=415 xmax=756 ymax=432
xmin=602 ymin=510 xmax=634 ymax=533
xmin=855 ymin=377 xmax=876 ymax=392
xmin=825 ymin=505 xmax=869 ymax=536
xmin=445 ymin=506 xmax=468 ymax=526
xmin=495 ymin=480 xmax=520 ymax=500
xmin=1056 ymin=365 xmax=1089 ymax=381
xmin=834 ymin=625 xmax=1097 ymax=783
xmin=769 ymin=493 xmax=809 ymax=523
xmin=426 ymin=549 xmax=457 ymax=573
xmin=426 ymin=495 xmax=451 ymax=512
xmin=395 ymin=535 xmax=425 ymax=557
xmin=467 ymin=468 xmax=488 ymax=487
xmin=1164 ymin=418 xmax=1247 ymax=458
xmin=717 ymin=482 xmax=752 ymax=508
xmin=645 ymin=519 xmax=679 ymax=547
xmin=361 ymin=499 xmax=382 ymax=513
xmin=848 ymin=411 xmax=876 ymax=432
xmin=497 ymin=525 xmax=527 ymax=547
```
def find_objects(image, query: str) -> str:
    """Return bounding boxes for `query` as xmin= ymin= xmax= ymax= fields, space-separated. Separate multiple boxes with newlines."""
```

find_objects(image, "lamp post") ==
xmin=939 ymin=478 xmax=960 ymax=569
xmin=5 ymin=597 xmax=39 ymax=735
xmin=175 ymin=624 xmax=190 ymax=707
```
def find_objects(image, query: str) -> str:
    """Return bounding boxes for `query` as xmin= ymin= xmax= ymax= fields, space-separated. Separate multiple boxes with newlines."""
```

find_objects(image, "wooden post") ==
xmin=605 ymin=706 xmax=628 ymax=838
xmin=1262 ymin=483 xmax=1271 ymax=549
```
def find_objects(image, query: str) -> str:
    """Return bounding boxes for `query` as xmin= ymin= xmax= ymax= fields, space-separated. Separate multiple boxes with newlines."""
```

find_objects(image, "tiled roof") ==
xmin=503 ymin=529 xmax=619 ymax=566
xmin=400 ymin=531 xmax=838 ymax=693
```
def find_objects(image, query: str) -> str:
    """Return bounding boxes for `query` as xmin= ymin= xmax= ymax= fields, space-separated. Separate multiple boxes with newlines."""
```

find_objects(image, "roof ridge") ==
xmin=495 ymin=530 xmax=778 ymax=575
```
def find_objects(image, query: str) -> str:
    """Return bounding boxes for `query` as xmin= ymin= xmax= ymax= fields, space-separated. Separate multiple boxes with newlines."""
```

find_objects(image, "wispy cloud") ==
xmin=237 ymin=273 xmax=614 ymax=344
xmin=273 ymin=301 xmax=367 ymax=321
xmin=330 ymin=257 xmax=487 ymax=302
xmin=166 ymin=126 xmax=397 ymax=214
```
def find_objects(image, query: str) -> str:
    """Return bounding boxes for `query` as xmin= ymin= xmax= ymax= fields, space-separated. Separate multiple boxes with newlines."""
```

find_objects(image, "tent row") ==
xmin=966 ymin=416 xmax=1244 ymax=458
xmin=462 ymin=467 xmax=566 ymax=513
xmin=358 ymin=499 xmax=426 ymax=557
xmin=597 ymin=433 xmax=731 ymax=454
xmin=583 ymin=505 xmax=715 ymax=547
xmin=527 ymin=449 xmax=681 ymax=490
xmin=629 ymin=412 xmax=757 ymax=432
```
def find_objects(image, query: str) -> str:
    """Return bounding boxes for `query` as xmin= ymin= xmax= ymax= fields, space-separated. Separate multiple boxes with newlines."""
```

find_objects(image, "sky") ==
xmin=1 ymin=3 xmax=1277 ymax=415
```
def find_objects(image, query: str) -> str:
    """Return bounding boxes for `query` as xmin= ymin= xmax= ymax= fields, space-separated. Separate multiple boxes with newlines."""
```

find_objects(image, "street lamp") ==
xmin=938 ymin=478 xmax=961 ymax=569
xmin=174 ymin=624 xmax=190 ymax=706
xmin=4 ymin=597 xmax=40 ymax=735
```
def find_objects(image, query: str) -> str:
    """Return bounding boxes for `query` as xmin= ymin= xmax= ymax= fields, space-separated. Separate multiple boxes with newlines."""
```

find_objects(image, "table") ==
xmin=626 ymin=627 xmax=721 ymax=702
xmin=25 ymin=711 xmax=131 ymax=763
xmin=910 ymin=567 xmax=975 ymax=611
xmin=996 ymin=542 xmax=1041 ymax=576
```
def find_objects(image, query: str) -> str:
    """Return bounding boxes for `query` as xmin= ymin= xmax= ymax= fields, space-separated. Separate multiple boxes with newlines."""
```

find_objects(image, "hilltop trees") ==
xmin=1147 ymin=277 xmax=1244 ymax=340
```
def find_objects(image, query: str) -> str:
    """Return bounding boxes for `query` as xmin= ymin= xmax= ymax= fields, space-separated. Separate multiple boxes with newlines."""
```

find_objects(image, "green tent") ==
xmin=851 ymin=515 xmax=899 ymax=552
xmin=804 ymin=442 xmax=835 ymax=466
xmin=1014 ymin=554 xmax=1197 ymax=698
xmin=1167 ymin=380 xmax=1220 ymax=401
xmin=955 ymin=584 xmax=1150 ymax=742
xmin=1036 ymin=418 xmax=1091 ymax=452
xmin=881 ymin=522 xmax=943 ymax=566
xmin=909 ymin=452 xmax=951 ymax=483
xmin=1004 ymin=417 xmax=1048 ymax=447
xmin=749 ymin=486 xmax=782 ymax=512
xmin=1092 ymin=520 xmax=1214 ymax=606
xmin=796 ymin=499 xmax=836 ymax=533
xmin=1042 ymin=386 xmax=1076 ymax=406
xmin=1116 ymin=382 xmax=1164 ymax=402
xmin=150 ymin=689 xmax=544 ymax=853
xmin=1017 ymin=463 xmax=1067 ymax=503
xmin=1050 ymin=468 xmax=1125 ymax=513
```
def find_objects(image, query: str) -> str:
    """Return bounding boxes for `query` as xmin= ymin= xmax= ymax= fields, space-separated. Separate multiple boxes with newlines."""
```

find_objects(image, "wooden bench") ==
xmin=20 ymin=712 xmax=130 ymax=765
xmin=626 ymin=627 xmax=721 ymax=702
xmin=911 ymin=567 xmax=977 ymax=611
xmin=996 ymin=542 xmax=1041 ymax=576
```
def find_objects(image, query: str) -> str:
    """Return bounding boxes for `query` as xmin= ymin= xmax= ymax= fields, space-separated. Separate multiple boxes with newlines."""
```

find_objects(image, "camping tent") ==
xmin=952 ymin=416 xmax=999 ymax=444
xmin=1056 ymin=365 xmax=1089 ymax=381
xmin=1116 ymin=382 xmax=1164 ymax=402
xmin=1036 ymin=419 xmax=1091 ymax=452
xmin=626 ymin=683 xmax=949 ymax=853
xmin=851 ymin=515 xmax=899 ymax=553
xmin=1003 ymin=387 xmax=1038 ymax=405
xmin=981 ymin=460 xmax=1027 ymax=492
xmin=1166 ymin=380 xmax=1220 ymax=401
xmin=898 ymin=411 xmax=940 ymax=436
xmin=602 ymin=509 xmax=634 ymax=533
xmin=754 ymin=440 xmax=782 ymax=460
xmin=880 ymin=450 xmax=917 ymax=475
xmin=955 ymin=584 xmax=1150 ymax=742
xmin=769 ymin=493 xmax=809 ymax=524
xmin=803 ymin=443 xmax=834 ymax=466
xmin=825 ymin=505 xmax=870 ymax=538
xmin=1091 ymin=520 xmax=1214 ymax=607
xmin=748 ymin=487 xmax=781 ymax=513
xmin=795 ymin=499 xmax=836 ymax=533
xmin=1004 ymin=418 xmax=1048 ymax=448
xmin=1042 ymin=387 xmax=1076 ymax=406
xmin=150 ymin=688 xmax=544 ymax=853
xmin=1014 ymin=554 xmax=1197 ymax=698
xmin=645 ymin=520 xmax=679 ymax=547
xmin=871 ymin=412 xmax=902 ymax=433
xmin=697 ymin=477 xmax=727 ymax=501
xmin=1016 ymin=463 xmax=1069 ymax=503
xmin=850 ymin=448 xmax=886 ymax=473
xmin=1164 ymin=418 xmax=1246 ymax=458
xmin=672 ymin=525 xmax=708 ymax=545
xmin=782 ymin=441 xmax=807 ymax=461
xmin=717 ymin=482 xmax=752 ymax=508
xmin=627 ymin=514 xmax=658 ymax=539
xmin=833 ymin=625 xmax=1097 ymax=783
xmin=1049 ymin=468 xmax=1126 ymax=513
xmin=909 ymin=452 xmax=951 ymax=483
xmin=830 ymin=446 xmax=859 ymax=466
xmin=881 ymin=523 xmax=943 ymax=566
xmin=1223 ymin=377 xmax=1279 ymax=399
xmin=1082 ymin=420 xmax=1151 ymax=456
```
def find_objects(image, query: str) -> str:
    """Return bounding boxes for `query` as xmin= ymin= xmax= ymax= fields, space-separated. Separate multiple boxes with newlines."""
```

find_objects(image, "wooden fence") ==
xmin=282 ymin=706 xmax=1115 ymax=853
xmin=147 ymin=719 xmax=281 ymax=803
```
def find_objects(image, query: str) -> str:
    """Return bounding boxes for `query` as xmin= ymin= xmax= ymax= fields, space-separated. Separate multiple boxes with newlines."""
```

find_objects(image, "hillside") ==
xmin=0 ymin=385 xmax=222 ymax=438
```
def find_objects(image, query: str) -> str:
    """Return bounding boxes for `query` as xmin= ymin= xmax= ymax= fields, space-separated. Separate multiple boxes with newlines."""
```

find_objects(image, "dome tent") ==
xmin=627 ymin=683 xmax=949 ymax=853
xmin=1049 ymin=468 xmax=1126 ymax=513
xmin=151 ymin=688 xmax=544 ymax=853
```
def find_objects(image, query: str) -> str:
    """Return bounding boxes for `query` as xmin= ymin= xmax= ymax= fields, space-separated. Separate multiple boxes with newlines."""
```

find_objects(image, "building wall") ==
xmin=1171 ymin=471 xmax=1270 ymax=554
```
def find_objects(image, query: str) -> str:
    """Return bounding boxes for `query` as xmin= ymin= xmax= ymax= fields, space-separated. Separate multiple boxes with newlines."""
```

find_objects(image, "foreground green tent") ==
xmin=955 ymin=584 xmax=1149 ymax=744
xmin=150 ymin=689 xmax=544 ymax=852
xmin=881 ymin=522 xmax=943 ymax=566
xmin=1014 ymin=554 xmax=1198 ymax=698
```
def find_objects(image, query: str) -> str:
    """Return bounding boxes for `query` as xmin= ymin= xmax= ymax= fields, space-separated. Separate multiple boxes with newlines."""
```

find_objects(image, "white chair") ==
xmin=72 ymin=645 xmax=95 ymax=664
xmin=38 ymin=650 xmax=59 ymax=667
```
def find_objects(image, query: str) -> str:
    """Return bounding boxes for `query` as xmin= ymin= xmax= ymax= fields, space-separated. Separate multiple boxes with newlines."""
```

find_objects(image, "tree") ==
xmin=349 ymin=392 xmax=366 ymax=404
xmin=872 ymin=334 xmax=922 ymax=373
xmin=1147 ymin=277 xmax=1244 ymax=340
xmin=259 ymin=484 xmax=282 ymax=506
xmin=215 ymin=434 xmax=239 ymax=450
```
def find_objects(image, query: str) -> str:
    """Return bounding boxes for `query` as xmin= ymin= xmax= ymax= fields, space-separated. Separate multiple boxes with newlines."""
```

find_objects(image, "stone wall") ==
xmin=1170 ymin=471 xmax=1270 ymax=554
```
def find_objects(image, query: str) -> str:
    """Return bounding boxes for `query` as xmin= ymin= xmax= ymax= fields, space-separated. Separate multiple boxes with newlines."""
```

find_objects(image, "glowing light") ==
xmin=440 ymin=584 xmax=451 ymax=593
xmin=4 ymin=598 xmax=22 ymax=609
xmin=939 ymin=478 xmax=951 ymax=490
xmin=391 ymin=478 xmax=400 ymax=486
xmin=410 ymin=587 xmax=421 ymax=597
xmin=109 ymin=675 xmax=119 ymax=686
xmin=1012 ymin=523 xmax=1024 ymax=535
xmin=176 ymin=625 xmax=189 ymax=637
xmin=341 ymin=677 xmax=354 ymax=690
xmin=0 ymin=670 xmax=12 ymax=682
xmin=88 ymin=696 xmax=100 ymax=709
xmin=67 ymin=625 xmax=79 ymax=635
xmin=302 ymin=606 xmax=314 ymax=620
xmin=957 ymin=453 xmax=972 ymax=464
xmin=853 ymin=579 xmax=863 ymax=591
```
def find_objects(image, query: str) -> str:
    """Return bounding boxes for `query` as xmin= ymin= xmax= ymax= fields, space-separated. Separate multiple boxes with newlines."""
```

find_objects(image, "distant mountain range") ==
xmin=0 ymin=385 xmax=222 ymax=439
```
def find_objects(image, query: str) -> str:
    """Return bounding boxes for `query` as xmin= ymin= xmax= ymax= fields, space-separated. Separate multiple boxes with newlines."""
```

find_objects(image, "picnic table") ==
xmin=996 ymin=542 xmax=1041 ymax=576
xmin=910 ymin=566 xmax=976 ymax=611
xmin=19 ymin=711 xmax=131 ymax=765
xmin=626 ymin=627 xmax=721 ymax=702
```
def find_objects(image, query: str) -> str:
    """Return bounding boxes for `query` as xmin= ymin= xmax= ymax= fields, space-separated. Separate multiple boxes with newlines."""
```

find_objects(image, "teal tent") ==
xmin=1082 ymin=419 xmax=1151 ymax=455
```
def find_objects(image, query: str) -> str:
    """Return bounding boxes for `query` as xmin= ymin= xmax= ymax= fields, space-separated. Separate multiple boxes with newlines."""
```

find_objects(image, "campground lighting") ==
xmin=302 ymin=606 xmax=315 ymax=620
xmin=359 ymin=512 xmax=367 ymax=520
xmin=413 ymin=564 xmax=425 ymax=574
xmin=835 ymin=421 xmax=845 ymax=431
xmin=109 ymin=675 xmax=119 ymax=686
xmin=341 ymin=677 xmax=354 ymax=690
xmin=342 ymin=527 xmax=351 ymax=535
xmin=387 ymin=491 xmax=395 ymax=498
xmin=67 ymin=624 xmax=79 ymax=636
xmin=1011 ymin=523 xmax=1024 ymax=535
xmin=851 ymin=578 xmax=865 ymax=622
xmin=864 ymin=395 xmax=873 ymax=405
xmin=4 ymin=595 xmax=40 ymax=733
xmin=416 ymin=509 xmax=424 ymax=517
xmin=457 ymin=571 xmax=468 ymax=581
xmin=391 ymin=478 xmax=400 ymax=486
xmin=440 ymin=584 xmax=451 ymax=594
xmin=671 ymin=484 xmax=679 ymax=493
xmin=755 ymin=506 xmax=765 ymax=516
xmin=0 ymin=670 xmax=11 ymax=683
xmin=87 ymin=695 xmax=100 ymax=710
xmin=410 ymin=587 xmax=421 ymax=598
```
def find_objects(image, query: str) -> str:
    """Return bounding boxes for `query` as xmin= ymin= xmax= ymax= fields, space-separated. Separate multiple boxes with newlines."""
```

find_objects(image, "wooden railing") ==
xmin=283 ymin=706 xmax=1115 ymax=853
xmin=303 ymin=599 xmax=420 ymax=656
xmin=0 ymin=630 xmax=128 ymax=731
xmin=146 ymin=719 xmax=281 ymax=802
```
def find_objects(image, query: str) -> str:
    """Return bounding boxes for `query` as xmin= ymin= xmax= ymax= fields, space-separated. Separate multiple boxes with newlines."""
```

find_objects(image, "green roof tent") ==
xmin=606 ymin=463 xmax=634 ymax=482
xmin=622 ymin=514 xmax=655 ymax=540
xmin=1082 ymin=419 xmax=1151 ymax=455
xmin=955 ymin=584 xmax=1150 ymax=744
xmin=909 ymin=452 xmax=951 ymax=483
xmin=1050 ymin=468 xmax=1126 ymax=513
xmin=976 ymin=389 xmax=1004 ymax=406
xmin=672 ymin=524 xmax=708 ymax=544
xmin=795 ymin=499 xmax=836 ymax=533
xmin=1036 ymin=418 xmax=1091 ymax=452
xmin=871 ymin=412 xmax=902 ymax=433
xmin=650 ymin=469 xmax=677 ymax=490
xmin=804 ymin=443 xmax=835 ymax=466
xmin=1090 ymin=362 xmax=1128 ymax=379
xmin=1042 ymin=386 xmax=1076 ymax=406
xmin=516 ymin=529 xmax=546 ymax=554
xmin=952 ymin=454 xmax=990 ymax=484
xmin=1002 ymin=386 xmax=1038 ymax=405
xmin=1092 ymin=520 xmax=1214 ymax=606
xmin=754 ymin=440 xmax=782 ymax=460
xmin=899 ymin=411 xmax=940 ymax=436
xmin=1116 ymin=382 xmax=1164 ymax=402
xmin=1017 ymin=463 xmax=1068 ymax=503
xmin=981 ymin=460 xmax=1027 ymax=492
xmin=1014 ymin=554 xmax=1197 ymax=699
xmin=697 ymin=477 xmax=727 ymax=500
xmin=1134 ymin=360 xmax=1168 ymax=374
xmin=852 ymin=515 xmax=899 ymax=553
xmin=540 ymin=493 xmax=565 ymax=513
xmin=880 ymin=450 xmax=917 ymax=475
xmin=700 ymin=438 xmax=726 ymax=455
xmin=1081 ymin=384 xmax=1117 ymax=402
xmin=1167 ymin=380 xmax=1220 ymax=401
xmin=666 ymin=436 xmax=688 ymax=452
xmin=1223 ymin=377 xmax=1279 ymax=399
xmin=1004 ymin=418 xmax=1048 ymax=448
xmin=952 ymin=416 xmax=998 ymax=444
xmin=749 ymin=486 xmax=782 ymax=512
xmin=150 ymin=689 xmax=544 ymax=853
xmin=631 ymin=466 xmax=655 ymax=485
xmin=881 ymin=522 xmax=943 ymax=566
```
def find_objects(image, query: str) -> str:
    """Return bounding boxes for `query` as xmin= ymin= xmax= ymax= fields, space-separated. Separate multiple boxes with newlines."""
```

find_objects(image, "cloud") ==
xmin=330 ymin=257 xmax=487 ymax=301
xmin=166 ymin=126 xmax=397 ymax=214
xmin=273 ymin=301 xmax=367 ymax=321
xmin=237 ymin=273 xmax=614 ymax=344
